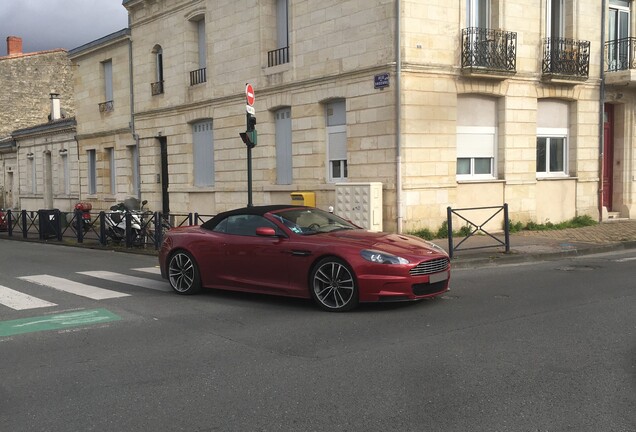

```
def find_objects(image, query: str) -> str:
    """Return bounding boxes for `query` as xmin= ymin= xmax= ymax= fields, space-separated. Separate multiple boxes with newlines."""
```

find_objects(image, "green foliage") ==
xmin=410 ymin=215 xmax=597 ymax=240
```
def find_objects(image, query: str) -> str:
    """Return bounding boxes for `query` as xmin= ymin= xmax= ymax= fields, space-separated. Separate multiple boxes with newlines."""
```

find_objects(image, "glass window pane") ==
xmin=457 ymin=158 xmax=471 ymax=175
xmin=536 ymin=138 xmax=547 ymax=172
xmin=550 ymin=137 xmax=565 ymax=172
xmin=332 ymin=160 xmax=341 ymax=178
xmin=474 ymin=158 xmax=492 ymax=174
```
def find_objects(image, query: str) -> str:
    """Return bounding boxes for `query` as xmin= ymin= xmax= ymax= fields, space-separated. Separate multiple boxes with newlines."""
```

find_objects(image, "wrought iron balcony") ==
xmin=605 ymin=37 xmax=636 ymax=72
xmin=190 ymin=67 xmax=206 ymax=86
xmin=268 ymin=46 xmax=289 ymax=67
xmin=542 ymin=37 xmax=590 ymax=81
xmin=151 ymin=81 xmax=164 ymax=95
xmin=461 ymin=27 xmax=517 ymax=76
xmin=98 ymin=100 xmax=114 ymax=113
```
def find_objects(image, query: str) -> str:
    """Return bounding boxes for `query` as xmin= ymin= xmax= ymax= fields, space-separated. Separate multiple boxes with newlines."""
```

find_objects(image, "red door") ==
xmin=603 ymin=104 xmax=614 ymax=210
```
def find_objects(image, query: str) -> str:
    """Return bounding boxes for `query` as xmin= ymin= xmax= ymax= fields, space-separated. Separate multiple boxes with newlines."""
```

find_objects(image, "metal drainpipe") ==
xmin=396 ymin=0 xmax=403 ymax=233
xmin=599 ymin=0 xmax=606 ymax=221
xmin=127 ymin=25 xmax=141 ymax=202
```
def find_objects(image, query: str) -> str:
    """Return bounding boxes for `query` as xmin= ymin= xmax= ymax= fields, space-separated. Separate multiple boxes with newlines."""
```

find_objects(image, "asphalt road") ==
xmin=0 ymin=240 xmax=634 ymax=432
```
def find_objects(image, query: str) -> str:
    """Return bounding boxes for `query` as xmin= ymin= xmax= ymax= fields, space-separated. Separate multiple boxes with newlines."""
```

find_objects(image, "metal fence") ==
xmin=0 ymin=209 xmax=213 ymax=251
xmin=447 ymin=204 xmax=510 ymax=259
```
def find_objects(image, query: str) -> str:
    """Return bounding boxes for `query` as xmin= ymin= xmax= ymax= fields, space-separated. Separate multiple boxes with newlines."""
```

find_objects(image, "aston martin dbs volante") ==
xmin=159 ymin=205 xmax=450 ymax=311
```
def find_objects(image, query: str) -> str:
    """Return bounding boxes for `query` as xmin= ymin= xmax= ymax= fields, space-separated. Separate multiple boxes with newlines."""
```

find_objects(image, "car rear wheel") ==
xmin=310 ymin=258 xmax=359 ymax=311
xmin=168 ymin=251 xmax=201 ymax=295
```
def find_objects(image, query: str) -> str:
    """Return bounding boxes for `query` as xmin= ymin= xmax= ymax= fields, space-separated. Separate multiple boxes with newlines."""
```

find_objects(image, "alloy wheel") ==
xmin=311 ymin=259 xmax=358 ymax=311
xmin=168 ymin=251 xmax=201 ymax=294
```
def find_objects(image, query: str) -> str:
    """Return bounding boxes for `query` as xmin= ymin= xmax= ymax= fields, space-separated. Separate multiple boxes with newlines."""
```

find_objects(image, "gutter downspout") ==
xmin=396 ymin=0 xmax=403 ymax=233
xmin=127 ymin=23 xmax=141 ymax=201
xmin=599 ymin=0 xmax=606 ymax=221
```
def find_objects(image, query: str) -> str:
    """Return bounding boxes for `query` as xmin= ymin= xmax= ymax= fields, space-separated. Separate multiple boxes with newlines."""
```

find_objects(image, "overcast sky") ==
xmin=0 ymin=0 xmax=128 ymax=56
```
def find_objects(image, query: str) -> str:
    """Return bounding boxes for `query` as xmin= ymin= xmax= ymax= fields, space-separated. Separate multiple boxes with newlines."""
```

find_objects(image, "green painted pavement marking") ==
xmin=0 ymin=308 xmax=121 ymax=337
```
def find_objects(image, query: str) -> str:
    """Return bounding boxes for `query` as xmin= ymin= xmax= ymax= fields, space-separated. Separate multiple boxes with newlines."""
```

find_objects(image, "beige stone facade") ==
xmin=61 ymin=0 xmax=632 ymax=232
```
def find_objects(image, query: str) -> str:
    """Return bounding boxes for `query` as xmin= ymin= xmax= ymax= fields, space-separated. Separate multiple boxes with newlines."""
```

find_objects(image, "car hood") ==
xmin=323 ymin=230 xmax=447 ymax=257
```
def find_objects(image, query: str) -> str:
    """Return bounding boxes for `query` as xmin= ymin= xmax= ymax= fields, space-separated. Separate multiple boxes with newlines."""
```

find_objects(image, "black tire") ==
xmin=309 ymin=257 xmax=359 ymax=311
xmin=168 ymin=251 xmax=202 ymax=295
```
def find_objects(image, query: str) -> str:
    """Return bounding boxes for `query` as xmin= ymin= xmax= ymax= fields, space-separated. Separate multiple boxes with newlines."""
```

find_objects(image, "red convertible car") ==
xmin=159 ymin=205 xmax=450 ymax=311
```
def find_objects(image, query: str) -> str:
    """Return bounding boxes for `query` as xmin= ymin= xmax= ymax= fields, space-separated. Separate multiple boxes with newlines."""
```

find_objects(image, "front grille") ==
xmin=409 ymin=258 xmax=450 ymax=276
xmin=412 ymin=281 xmax=448 ymax=296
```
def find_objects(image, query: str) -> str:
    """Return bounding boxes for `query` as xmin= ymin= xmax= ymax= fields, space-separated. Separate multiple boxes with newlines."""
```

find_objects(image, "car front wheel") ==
xmin=310 ymin=258 xmax=359 ymax=311
xmin=168 ymin=251 xmax=201 ymax=295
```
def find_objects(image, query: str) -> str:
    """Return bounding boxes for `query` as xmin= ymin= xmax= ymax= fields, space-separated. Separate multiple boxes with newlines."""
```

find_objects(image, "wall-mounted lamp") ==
xmin=26 ymin=152 xmax=34 ymax=159
xmin=59 ymin=148 xmax=68 ymax=155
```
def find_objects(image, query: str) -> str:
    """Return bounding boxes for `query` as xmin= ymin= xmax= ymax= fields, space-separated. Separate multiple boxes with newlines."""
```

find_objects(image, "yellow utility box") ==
xmin=290 ymin=192 xmax=316 ymax=207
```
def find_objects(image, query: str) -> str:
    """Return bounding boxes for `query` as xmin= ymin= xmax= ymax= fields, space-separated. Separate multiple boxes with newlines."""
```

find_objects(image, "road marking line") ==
xmin=132 ymin=267 xmax=161 ymax=275
xmin=0 ymin=285 xmax=57 ymax=310
xmin=18 ymin=275 xmax=131 ymax=300
xmin=78 ymin=271 xmax=169 ymax=292
xmin=614 ymin=257 xmax=636 ymax=262
xmin=0 ymin=308 xmax=121 ymax=337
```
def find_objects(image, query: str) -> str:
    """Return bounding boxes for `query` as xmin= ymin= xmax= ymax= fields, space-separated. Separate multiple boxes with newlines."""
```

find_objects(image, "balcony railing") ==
xmin=542 ymin=37 xmax=590 ymax=80
xmin=268 ymin=46 xmax=289 ymax=67
xmin=151 ymin=81 xmax=164 ymax=95
xmin=461 ymin=27 xmax=517 ymax=75
xmin=190 ymin=68 xmax=207 ymax=86
xmin=98 ymin=100 xmax=114 ymax=113
xmin=605 ymin=37 xmax=636 ymax=72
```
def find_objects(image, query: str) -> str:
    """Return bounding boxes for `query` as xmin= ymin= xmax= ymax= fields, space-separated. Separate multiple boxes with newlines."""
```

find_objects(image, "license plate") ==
xmin=429 ymin=271 xmax=448 ymax=283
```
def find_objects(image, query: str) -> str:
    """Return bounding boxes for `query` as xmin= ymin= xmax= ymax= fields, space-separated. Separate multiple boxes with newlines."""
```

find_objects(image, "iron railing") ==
xmin=447 ymin=204 xmax=510 ymax=259
xmin=98 ymin=100 xmax=114 ymax=113
xmin=268 ymin=46 xmax=289 ymax=67
xmin=605 ymin=37 xmax=636 ymax=72
xmin=189 ymin=67 xmax=207 ymax=86
xmin=542 ymin=37 xmax=590 ymax=78
xmin=151 ymin=81 xmax=164 ymax=95
xmin=461 ymin=27 xmax=517 ymax=73
xmin=0 ymin=209 xmax=213 ymax=251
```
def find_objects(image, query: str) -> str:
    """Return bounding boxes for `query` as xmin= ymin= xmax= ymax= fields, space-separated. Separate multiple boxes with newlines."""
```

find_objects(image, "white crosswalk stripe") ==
xmin=0 ymin=285 xmax=57 ymax=310
xmin=78 ymin=271 xmax=169 ymax=292
xmin=18 ymin=275 xmax=131 ymax=300
xmin=1 ymin=270 xmax=169 ymax=311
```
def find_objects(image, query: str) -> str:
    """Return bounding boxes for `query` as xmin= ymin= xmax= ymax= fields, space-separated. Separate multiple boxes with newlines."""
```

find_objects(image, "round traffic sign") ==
xmin=245 ymin=83 xmax=255 ymax=106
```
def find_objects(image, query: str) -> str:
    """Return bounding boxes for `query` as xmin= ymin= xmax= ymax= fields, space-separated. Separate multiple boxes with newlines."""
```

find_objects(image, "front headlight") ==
xmin=361 ymin=249 xmax=409 ymax=265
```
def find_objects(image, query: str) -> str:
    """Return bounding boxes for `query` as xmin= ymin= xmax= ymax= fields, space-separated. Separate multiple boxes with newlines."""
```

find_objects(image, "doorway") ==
xmin=602 ymin=104 xmax=615 ymax=211
xmin=157 ymin=136 xmax=170 ymax=215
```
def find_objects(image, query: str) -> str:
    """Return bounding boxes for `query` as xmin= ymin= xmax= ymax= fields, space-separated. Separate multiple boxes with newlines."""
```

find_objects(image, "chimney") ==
xmin=6 ymin=36 xmax=22 ymax=56
xmin=50 ymin=93 xmax=61 ymax=121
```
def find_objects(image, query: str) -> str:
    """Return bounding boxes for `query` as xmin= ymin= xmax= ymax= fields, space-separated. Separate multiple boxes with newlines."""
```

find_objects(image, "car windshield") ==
xmin=272 ymin=208 xmax=358 ymax=235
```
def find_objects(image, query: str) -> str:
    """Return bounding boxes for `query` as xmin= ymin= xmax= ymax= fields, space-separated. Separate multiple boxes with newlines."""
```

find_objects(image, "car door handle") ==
xmin=290 ymin=250 xmax=311 ymax=256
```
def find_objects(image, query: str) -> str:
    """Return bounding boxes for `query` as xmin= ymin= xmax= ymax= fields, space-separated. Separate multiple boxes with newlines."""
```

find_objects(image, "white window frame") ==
xmin=536 ymin=127 xmax=568 ymax=178
xmin=327 ymin=125 xmax=347 ymax=183
xmin=456 ymin=126 xmax=497 ymax=181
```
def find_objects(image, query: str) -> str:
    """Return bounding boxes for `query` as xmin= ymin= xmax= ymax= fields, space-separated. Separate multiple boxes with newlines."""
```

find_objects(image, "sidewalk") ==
xmin=433 ymin=219 xmax=636 ymax=269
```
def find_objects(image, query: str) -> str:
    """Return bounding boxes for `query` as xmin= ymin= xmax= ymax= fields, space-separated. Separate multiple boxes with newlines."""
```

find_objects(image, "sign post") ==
xmin=240 ymin=83 xmax=257 ymax=207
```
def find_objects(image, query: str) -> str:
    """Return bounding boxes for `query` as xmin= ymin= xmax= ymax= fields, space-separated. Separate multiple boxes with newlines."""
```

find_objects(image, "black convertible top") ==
xmin=200 ymin=205 xmax=302 ymax=230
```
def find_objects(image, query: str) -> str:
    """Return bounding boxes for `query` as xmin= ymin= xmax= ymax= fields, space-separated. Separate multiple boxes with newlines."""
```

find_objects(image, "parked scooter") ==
xmin=105 ymin=199 xmax=148 ymax=245
xmin=74 ymin=201 xmax=92 ymax=233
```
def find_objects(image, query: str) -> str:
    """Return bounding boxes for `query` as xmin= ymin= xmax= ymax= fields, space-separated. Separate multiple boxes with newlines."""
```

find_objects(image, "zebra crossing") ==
xmin=0 ymin=267 xmax=168 ymax=311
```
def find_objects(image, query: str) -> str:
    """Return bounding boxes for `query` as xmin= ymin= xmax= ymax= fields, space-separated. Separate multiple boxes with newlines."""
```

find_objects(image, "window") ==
xmin=456 ymin=95 xmax=497 ymax=180
xmin=268 ymin=0 xmax=290 ymax=67
xmin=189 ymin=16 xmax=207 ymax=85
xmin=213 ymin=215 xmax=278 ymax=236
xmin=193 ymin=120 xmax=214 ymax=187
xmin=547 ymin=0 xmax=565 ymax=39
xmin=467 ymin=0 xmax=490 ymax=28
xmin=103 ymin=60 xmax=113 ymax=102
xmin=607 ymin=0 xmax=631 ymax=71
xmin=326 ymin=100 xmax=347 ymax=182
xmin=151 ymin=45 xmax=164 ymax=95
xmin=129 ymin=145 xmax=139 ymax=197
xmin=28 ymin=156 xmax=36 ymax=194
xmin=537 ymin=100 xmax=569 ymax=177
xmin=60 ymin=153 xmax=70 ymax=195
xmin=87 ymin=150 xmax=96 ymax=195
xmin=107 ymin=147 xmax=116 ymax=195
xmin=275 ymin=107 xmax=292 ymax=184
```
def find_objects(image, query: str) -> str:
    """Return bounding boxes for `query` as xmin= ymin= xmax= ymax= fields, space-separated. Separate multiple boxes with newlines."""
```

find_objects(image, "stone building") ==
xmin=0 ymin=36 xmax=75 ymax=210
xmin=71 ymin=0 xmax=633 ymax=231
xmin=68 ymin=29 xmax=137 ymax=213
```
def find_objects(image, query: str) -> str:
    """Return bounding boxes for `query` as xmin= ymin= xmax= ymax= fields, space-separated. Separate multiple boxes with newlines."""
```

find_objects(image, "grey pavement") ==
xmin=436 ymin=219 xmax=636 ymax=268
